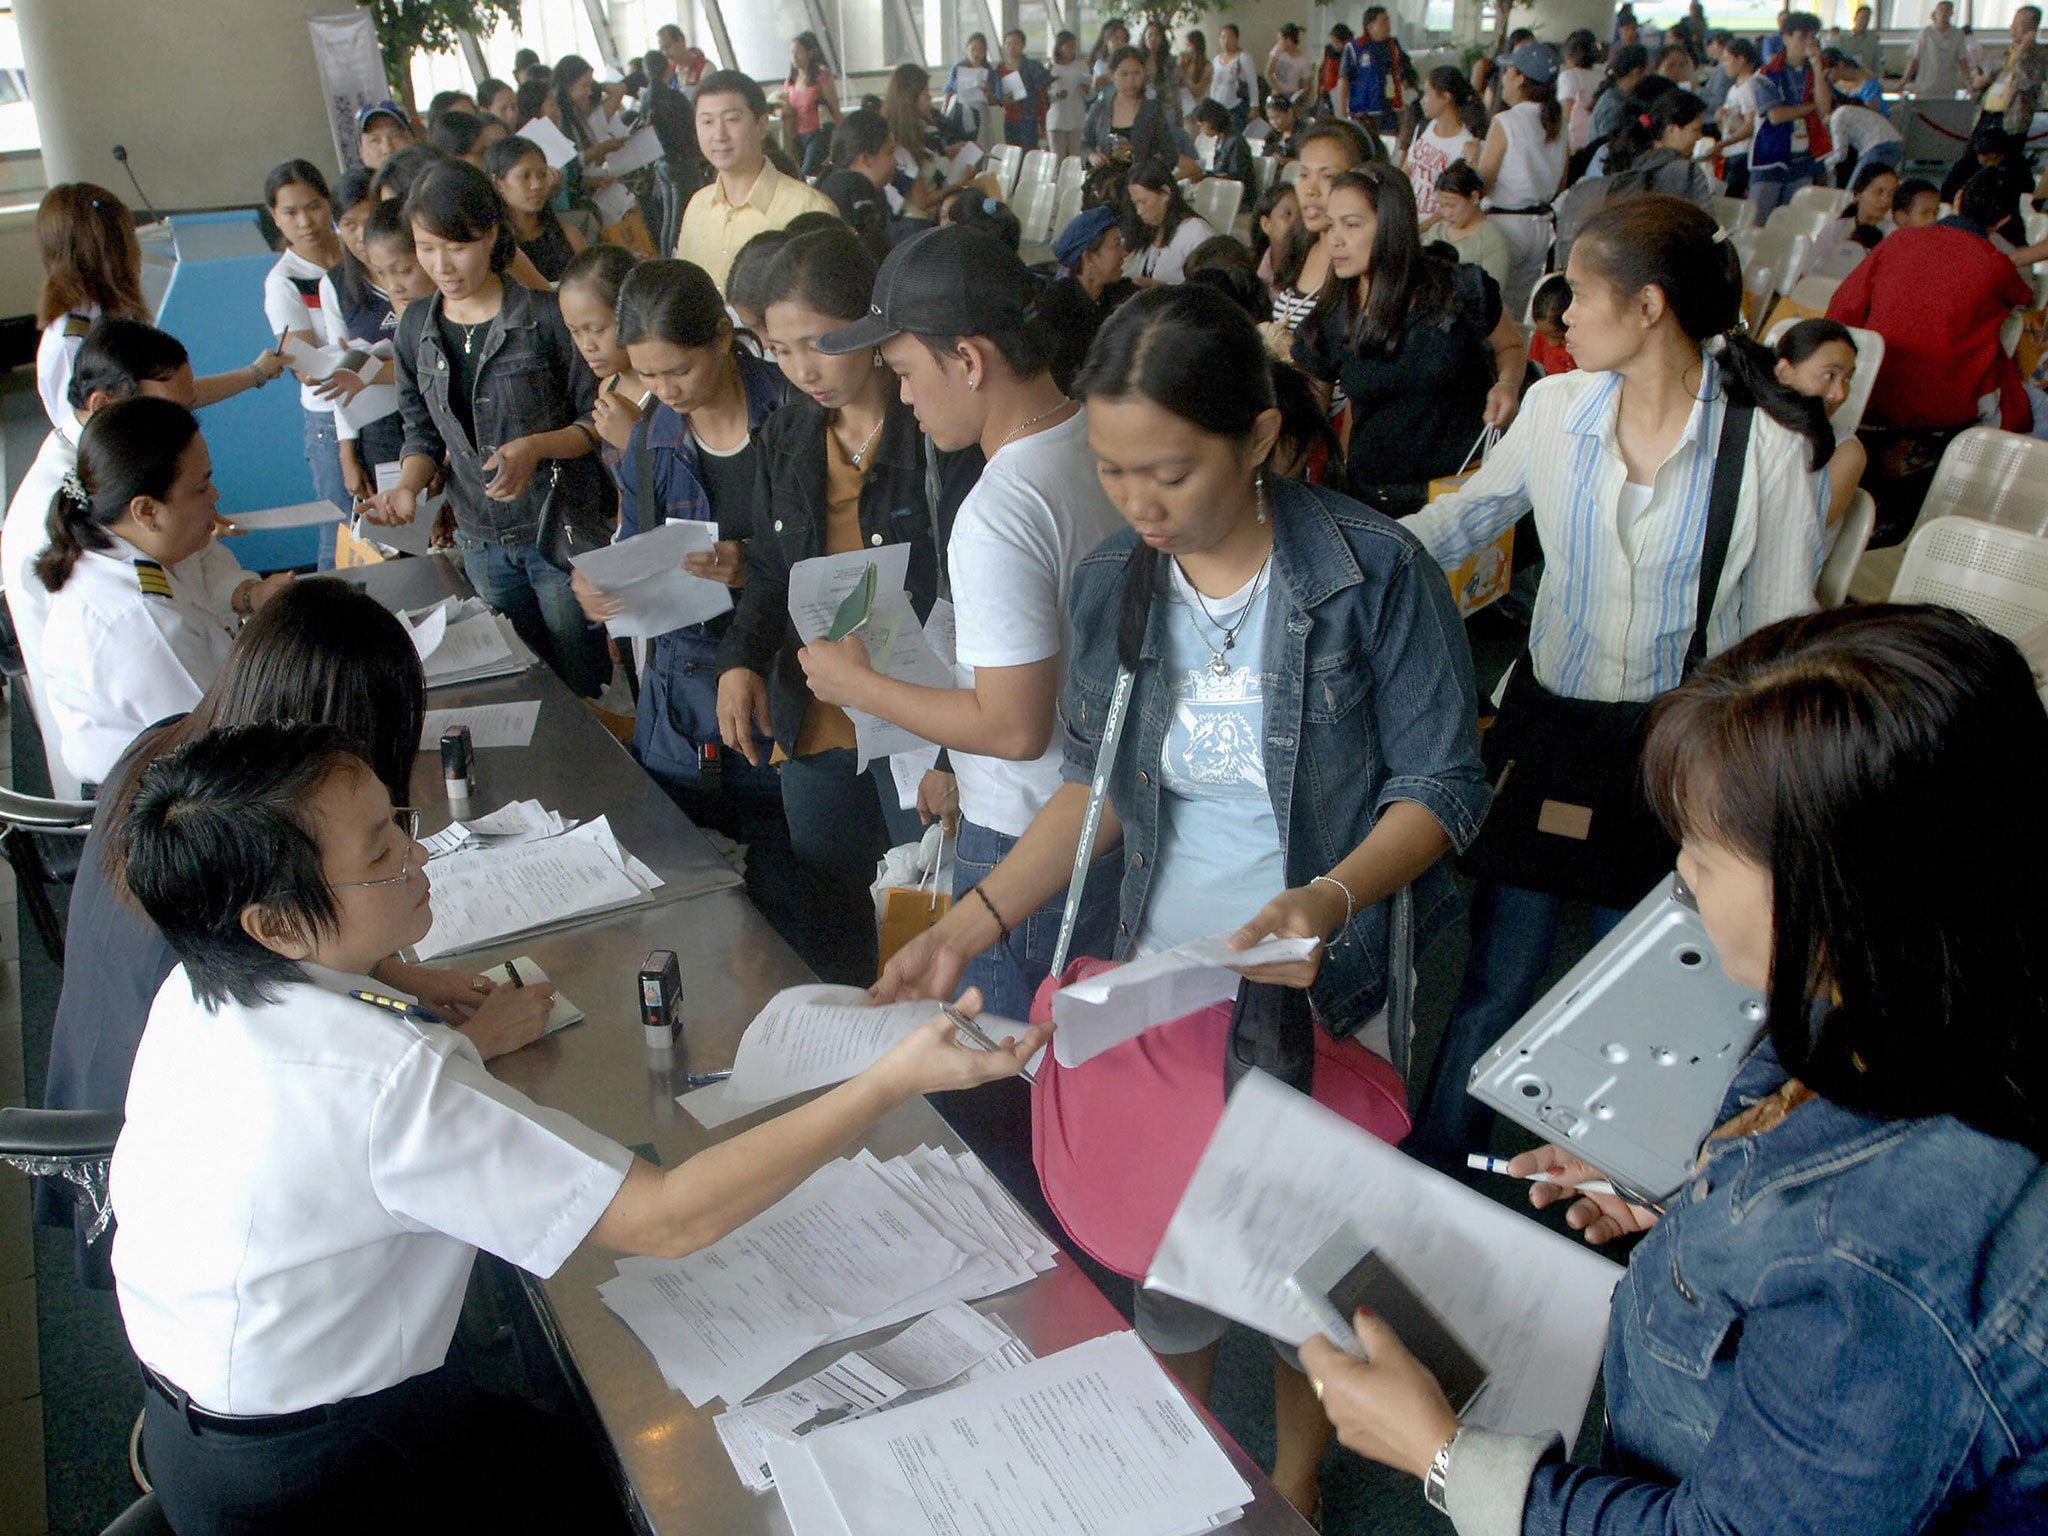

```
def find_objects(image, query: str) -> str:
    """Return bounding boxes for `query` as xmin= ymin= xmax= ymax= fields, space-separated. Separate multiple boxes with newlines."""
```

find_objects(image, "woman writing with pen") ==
xmin=359 ymin=160 xmax=612 ymax=700
xmin=1301 ymin=606 xmax=2048 ymax=1535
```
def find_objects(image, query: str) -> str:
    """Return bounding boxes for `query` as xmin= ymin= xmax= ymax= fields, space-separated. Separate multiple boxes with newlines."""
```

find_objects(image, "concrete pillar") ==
xmin=17 ymin=0 xmax=356 ymax=207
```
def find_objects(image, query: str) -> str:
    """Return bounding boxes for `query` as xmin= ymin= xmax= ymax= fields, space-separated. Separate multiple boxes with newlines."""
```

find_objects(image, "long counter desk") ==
xmin=348 ymin=556 xmax=1314 ymax=1536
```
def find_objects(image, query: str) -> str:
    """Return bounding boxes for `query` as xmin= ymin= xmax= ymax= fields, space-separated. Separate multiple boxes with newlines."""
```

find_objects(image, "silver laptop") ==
xmin=1467 ymin=873 xmax=1768 ymax=1205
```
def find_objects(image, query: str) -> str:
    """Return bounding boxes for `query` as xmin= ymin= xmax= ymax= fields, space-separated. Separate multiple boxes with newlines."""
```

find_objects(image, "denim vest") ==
xmin=394 ymin=282 xmax=604 ymax=549
xmin=1057 ymin=479 xmax=1490 ymax=1030
xmin=1524 ymin=1040 xmax=2048 ymax=1532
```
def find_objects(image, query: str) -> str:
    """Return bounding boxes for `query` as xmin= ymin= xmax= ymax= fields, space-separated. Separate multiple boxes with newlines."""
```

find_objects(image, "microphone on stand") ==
xmin=110 ymin=145 xmax=164 ymax=225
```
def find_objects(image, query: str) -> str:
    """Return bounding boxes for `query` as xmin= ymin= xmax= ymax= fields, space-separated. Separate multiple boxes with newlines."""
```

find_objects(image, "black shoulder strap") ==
xmin=632 ymin=413 xmax=657 ymax=535
xmin=1685 ymin=398 xmax=1754 ymax=676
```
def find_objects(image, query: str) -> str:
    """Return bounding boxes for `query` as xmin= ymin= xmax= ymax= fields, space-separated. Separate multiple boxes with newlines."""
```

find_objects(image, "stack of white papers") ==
xmin=1148 ymin=1071 xmax=1624 ymax=1442
xmin=517 ymin=114 xmax=580 ymax=167
xmin=419 ymin=701 xmax=541 ymax=751
xmin=712 ymin=1302 xmax=1032 ymax=1491
xmin=602 ymin=124 xmax=664 ymax=175
xmin=768 ymin=1330 xmax=1253 ymax=1536
xmin=1050 ymin=930 xmax=1321 ymax=1067
xmin=679 ymin=985 xmax=1018 ymax=1129
xmin=402 ymin=597 xmax=534 ymax=687
xmin=599 ymin=1146 xmax=1057 ymax=1408
xmin=568 ymin=520 xmax=731 ymax=638
xmin=418 ymin=797 xmax=577 ymax=857
xmin=788 ymin=545 xmax=955 ymax=770
xmin=412 ymin=814 xmax=664 ymax=960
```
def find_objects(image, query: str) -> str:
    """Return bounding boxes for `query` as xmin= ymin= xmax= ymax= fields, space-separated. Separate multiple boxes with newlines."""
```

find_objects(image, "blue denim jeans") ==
xmin=302 ymin=407 xmax=349 ymax=513
xmin=949 ymin=817 xmax=1123 ymax=1022
xmin=1749 ymin=158 xmax=1818 ymax=218
xmin=1405 ymin=881 xmax=1627 ymax=1170
xmin=777 ymin=749 xmax=920 ymax=987
xmin=453 ymin=532 xmax=612 ymax=699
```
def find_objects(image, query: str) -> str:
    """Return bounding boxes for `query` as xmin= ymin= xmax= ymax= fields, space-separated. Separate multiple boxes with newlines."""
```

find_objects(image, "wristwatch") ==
xmin=1423 ymin=1427 xmax=1465 ymax=1515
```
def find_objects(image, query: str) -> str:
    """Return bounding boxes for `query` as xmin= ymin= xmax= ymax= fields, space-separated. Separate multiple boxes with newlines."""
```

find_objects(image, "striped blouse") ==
xmin=1403 ymin=357 xmax=1827 ymax=703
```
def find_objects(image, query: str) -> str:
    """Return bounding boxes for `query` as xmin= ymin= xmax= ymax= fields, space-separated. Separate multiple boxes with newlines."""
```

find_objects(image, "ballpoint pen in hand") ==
xmin=940 ymin=1002 xmax=1036 ymax=1086
xmin=1467 ymin=1153 xmax=1616 ymax=1198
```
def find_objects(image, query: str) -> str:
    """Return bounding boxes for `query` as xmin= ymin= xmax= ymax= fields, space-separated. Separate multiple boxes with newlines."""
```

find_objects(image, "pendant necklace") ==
xmin=996 ymin=398 xmax=1071 ymax=451
xmin=1181 ymin=551 xmax=1272 ymax=677
xmin=844 ymin=413 xmax=884 ymax=468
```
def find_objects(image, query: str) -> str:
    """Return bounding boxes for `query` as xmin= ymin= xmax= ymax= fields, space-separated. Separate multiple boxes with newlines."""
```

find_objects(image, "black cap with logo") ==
xmin=817 ymin=224 xmax=1039 ymax=355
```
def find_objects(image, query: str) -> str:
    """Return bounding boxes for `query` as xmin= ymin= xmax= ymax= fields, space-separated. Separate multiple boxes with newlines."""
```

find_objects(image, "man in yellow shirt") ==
xmin=676 ymin=71 xmax=839 ymax=292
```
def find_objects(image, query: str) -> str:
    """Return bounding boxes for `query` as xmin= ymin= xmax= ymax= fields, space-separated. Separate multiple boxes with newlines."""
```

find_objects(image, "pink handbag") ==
xmin=1028 ymin=958 xmax=1411 ymax=1280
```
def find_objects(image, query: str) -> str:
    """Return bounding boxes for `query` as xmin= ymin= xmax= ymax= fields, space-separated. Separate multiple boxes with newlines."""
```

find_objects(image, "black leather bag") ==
xmin=1456 ymin=402 xmax=1754 ymax=911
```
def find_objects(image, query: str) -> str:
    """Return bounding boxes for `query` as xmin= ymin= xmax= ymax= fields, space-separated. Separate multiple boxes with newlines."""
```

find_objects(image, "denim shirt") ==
xmin=1057 ymin=479 xmax=1490 ymax=1030
xmin=394 ymin=282 xmax=603 ymax=549
xmin=1471 ymin=1038 xmax=2048 ymax=1536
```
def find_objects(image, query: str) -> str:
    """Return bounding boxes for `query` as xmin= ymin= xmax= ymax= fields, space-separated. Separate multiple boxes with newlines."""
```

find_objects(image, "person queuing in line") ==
xmin=1089 ymin=17 xmax=1133 ymax=94
xmin=1295 ymin=163 xmax=1524 ymax=521
xmin=1428 ymin=162 xmax=1512 ymax=293
xmin=1208 ymin=24 xmax=1253 ymax=130
xmin=1085 ymin=45 xmax=1173 ymax=174
xmin=1250 ymin=181 xmax=1302 ymax=287
xmin=1177 ymin=28 xmax=1213 ymax=123
xmin=360 ymin=198 xmax=439 ymax=322
xmin=371 ymin=142 xmax=449 ymax=208
xmin=488 ymin=134 xmax=588 ymax=283
xmin=801 ymin=224 xmax=1125 ymax=1019
xmin=37 ymin=398 xmax=291 ymax=789
xmin=477 ymin=77 xmax=520 ymax=131
xmin=1340 ymin=5 xmax=1413 ymax=135
xmin=785 ymin=31 xmax=841 ymax=177
xmin=1589 ymin=43 xmax=1651 ymax=143
xmin=318 ymin=167 xmax=404 ymax=506
xmin=32 ymin=185 xmax=281 ymax=445
xmin=428 ymin=110 xmax=507 ymax=172
xmin=1123 ymin=163 xmax=1216 ymax=288
xmin=555 ymin=245 xmax=650 ymax=479
xmin=567 ymin=258 xmax=802 ymax=948
xmin=1827 ymin=169 xmax=2038 ymax=438
xmin=110 ymin=713 xmax=1043 ymax=1533
xmin=1903 ymin=0 xmax=1971 ymax=97
xmin=1140 ymin=19 xmax=1180 ymax=126
xmin=356 ymin=101 xmax=416 ymax=171
xmin=1558 ymin=29 xmax=1604 ymax=151
xmin=715 ymin=226 xmax=983 ymax=986
xmin=1305 ymin=604 xmax=2048 ymax=1536
xmin=674 ymin=71 xmax=838 ymax=293
xmin=1749 ymin=11 xmax=1834 ymax=218
xmin=360 ymin=160 xmax=612 ymax=699
xmin=1405 ymin=66 xmax=1487 ymax=226
xmin=998 ymin=29 xmax=1049 ymax=150
xmin=1046 ymin=30 xmax=1092 ymax=160
xmin=1477 ymin=40 xmax=1569 ymax=320
xmin=1262 ymin=119 xmax=1381 ymax=360
xmin=1186 ymin=100 xmax=1255 ymax=191
xmin=261 ymin=159 xmax=352 ymax=513
xmin=1774 ymin=317 xmax=1869 ymax=526
xmin=875 ymin=284 xmax=1489 ymax=1520
xmin=1266 ymin=22 xmax=1314 ymax=104
xmin=944 ymin=32 xmax=1000 ymax=151
xmin=35 ymin=580 xmax=499 ymax=1283
xmin=724 ymin=228 xmax=795 ymax=338
xmin=1402 ymin=195 xmax=1833 ymax=1171
xmin=1715 ymin=37 xmax=1762 ymax=198
xmin=1043 ymin=206 xmax=1135 ymax=390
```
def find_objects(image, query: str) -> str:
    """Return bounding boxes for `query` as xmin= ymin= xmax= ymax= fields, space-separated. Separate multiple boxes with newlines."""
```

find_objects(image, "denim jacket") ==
xmin=1057 ymin=479 xmax=1490 ymax=1030
xmin=394 ymin=282 xmax=604 ymax=549
xmin=1448 ymin=1039 xmax=2048 ymax=1536
xmin=714 ymin=395 xmax=983 ymax=754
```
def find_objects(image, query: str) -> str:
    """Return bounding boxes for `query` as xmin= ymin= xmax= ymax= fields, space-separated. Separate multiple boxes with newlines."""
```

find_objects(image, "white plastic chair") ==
xmin=1913 ymin=428 xmax=2048 ymax=539
xmin=1763 ymin=318 xmax=1885 ymax=436
xmin=1889 ymin=517 xmax=2048 ymax=642
xmin=1741 ymin=227 xmax=1813 ymax=308
xmin=1281 ymin=159 xmax=1302 ymax=185
xmin=986 ymin=144 xmax=1022 ymax=198
xmin=1817 ymin=490 xmax=1877 ymax=607
xmin=1012 ymin=174 xmax=1059 ymax=246
xmin=1786 ymin=273 xmax=1842 ymax=311
xmin=1188 ymin=177 xmax=1244 ymax=236
xmin=1764 ymin=203 xmax=1833 ymax=249
xmin=1789 ymin=185 xmax=1852 ymax=219
xmin=1018 ymin=148 xmax=1056 ymax=188
xmin=1051 ymin=182 xmax=1085 ymax=249
xmin=1250 ymin=155 xmax=1279 ymax=199
xmin=1711 ymin=195 xmax=1756 ymax=234
xmin=1055 ymin=154 xmax=1086 ymax=199
xmin=2025 ymin=207 xmax=2048 ymax=248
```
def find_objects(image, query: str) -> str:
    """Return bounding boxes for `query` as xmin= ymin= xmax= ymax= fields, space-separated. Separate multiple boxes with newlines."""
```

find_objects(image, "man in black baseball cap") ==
xmin=801 ymin=222 xmax=1122 ymax=1021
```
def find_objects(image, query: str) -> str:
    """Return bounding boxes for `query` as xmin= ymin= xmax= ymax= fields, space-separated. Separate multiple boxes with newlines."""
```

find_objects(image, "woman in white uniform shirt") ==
xmin=110 ymin=719 xmax=1045 ymax=1532
xmin=37 ymin=398 xmax=288 ymax=789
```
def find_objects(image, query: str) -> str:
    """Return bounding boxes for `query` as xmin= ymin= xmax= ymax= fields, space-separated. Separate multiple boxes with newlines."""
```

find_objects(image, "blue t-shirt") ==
xmin=1343 ymin=38 xmax=1397 ymax=118
xmin=1134 ymin=561 xmax=1287 ymax=953
xmin=1751 ymin=59 xmax=1818 ymax=170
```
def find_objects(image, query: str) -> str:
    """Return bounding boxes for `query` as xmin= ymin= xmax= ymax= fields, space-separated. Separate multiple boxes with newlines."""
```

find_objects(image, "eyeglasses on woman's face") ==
xmin=331 ymin=808 xmax=424 ymax=890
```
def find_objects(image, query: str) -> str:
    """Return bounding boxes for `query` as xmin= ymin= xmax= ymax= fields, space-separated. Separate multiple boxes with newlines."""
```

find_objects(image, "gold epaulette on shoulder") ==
xmin=134 ymin=559 xmax=172 ymax=599
xmin=63 ymin=314 xmax=91 ymax=338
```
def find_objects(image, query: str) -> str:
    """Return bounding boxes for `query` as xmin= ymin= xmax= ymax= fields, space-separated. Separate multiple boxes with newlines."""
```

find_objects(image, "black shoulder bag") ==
xmin=1456 ymin=401 xmax=1754 ymax=911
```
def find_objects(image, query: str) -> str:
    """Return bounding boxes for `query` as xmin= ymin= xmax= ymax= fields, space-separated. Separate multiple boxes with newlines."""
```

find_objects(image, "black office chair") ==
xmin=0 ymin=784 xmax=95 ymax=963
xmin=101 ymin=1492 xmax=171 ymax=1535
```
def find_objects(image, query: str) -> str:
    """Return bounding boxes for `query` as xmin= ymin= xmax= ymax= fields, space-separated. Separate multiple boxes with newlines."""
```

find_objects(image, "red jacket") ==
xmin=1827 ymin=223 xmax=2034 ymax=433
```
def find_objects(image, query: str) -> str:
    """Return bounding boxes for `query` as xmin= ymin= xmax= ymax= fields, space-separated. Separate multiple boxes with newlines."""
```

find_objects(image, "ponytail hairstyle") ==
xmin=726 ymin=230 xmax=796 ymax=325
xmin=758 ymin=223 xmax=878 ymax=323
xmin=404 ymin=159 xmax=517 ymax=274
xmin=1563 ymin=28 xmax=1601 ymax=69
xmin=828 ymin=107 xmax=893 ymax=174
xmin=35 ymin=184 xmax=147 ymax=330
xmin=1425 ymin=65 xmax=1489 ymax=139
xmin=370 ymin=143 xmax=447 ymax=205
xmin=1605 ymin=82 xmax=1703 ymax=174
xmin=1308 ymin=164 xmax=1449 ymax=358
xmin=263 ymin=158 xmax=331 ymax=211
xmin=1294 ymin=116 xmax=1386 ymax=166
xmin=615 ymin=258 xmax=732 ymax=350
xmin=1603 ymin=42 xmax=1650 ymax=90
xmin=68 ymin=319 xmax=189 ymax=412
xmin=515 ymin=77 xmax=554 ymax=126
xmin=557 ymin=243 xmax=642 ymax=334
xmin=1571 ymin=194 xmax=1833 ymax=471
xmin=40 ymin=396 xmax=201 ymax=593
xmin=1512 ymin=70 xmax=1563 ymax=141
xmin=1072 ymin=285 xmax=1277 ymax=672
xmin=329 ymin=166 xmax=384 ymax=325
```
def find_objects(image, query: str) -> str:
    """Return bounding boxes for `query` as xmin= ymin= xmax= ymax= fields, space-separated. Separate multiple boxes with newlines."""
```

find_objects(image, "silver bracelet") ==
xmin=1423 ymin=1427 xmax=1464 ymax=1514
xmin=1308 ymin=873 xmax=1356 ymax=948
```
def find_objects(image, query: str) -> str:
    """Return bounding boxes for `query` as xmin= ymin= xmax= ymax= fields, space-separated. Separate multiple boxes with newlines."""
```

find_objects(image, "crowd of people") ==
xmin=11 ymin=8 xmax=2048 ymax=1535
